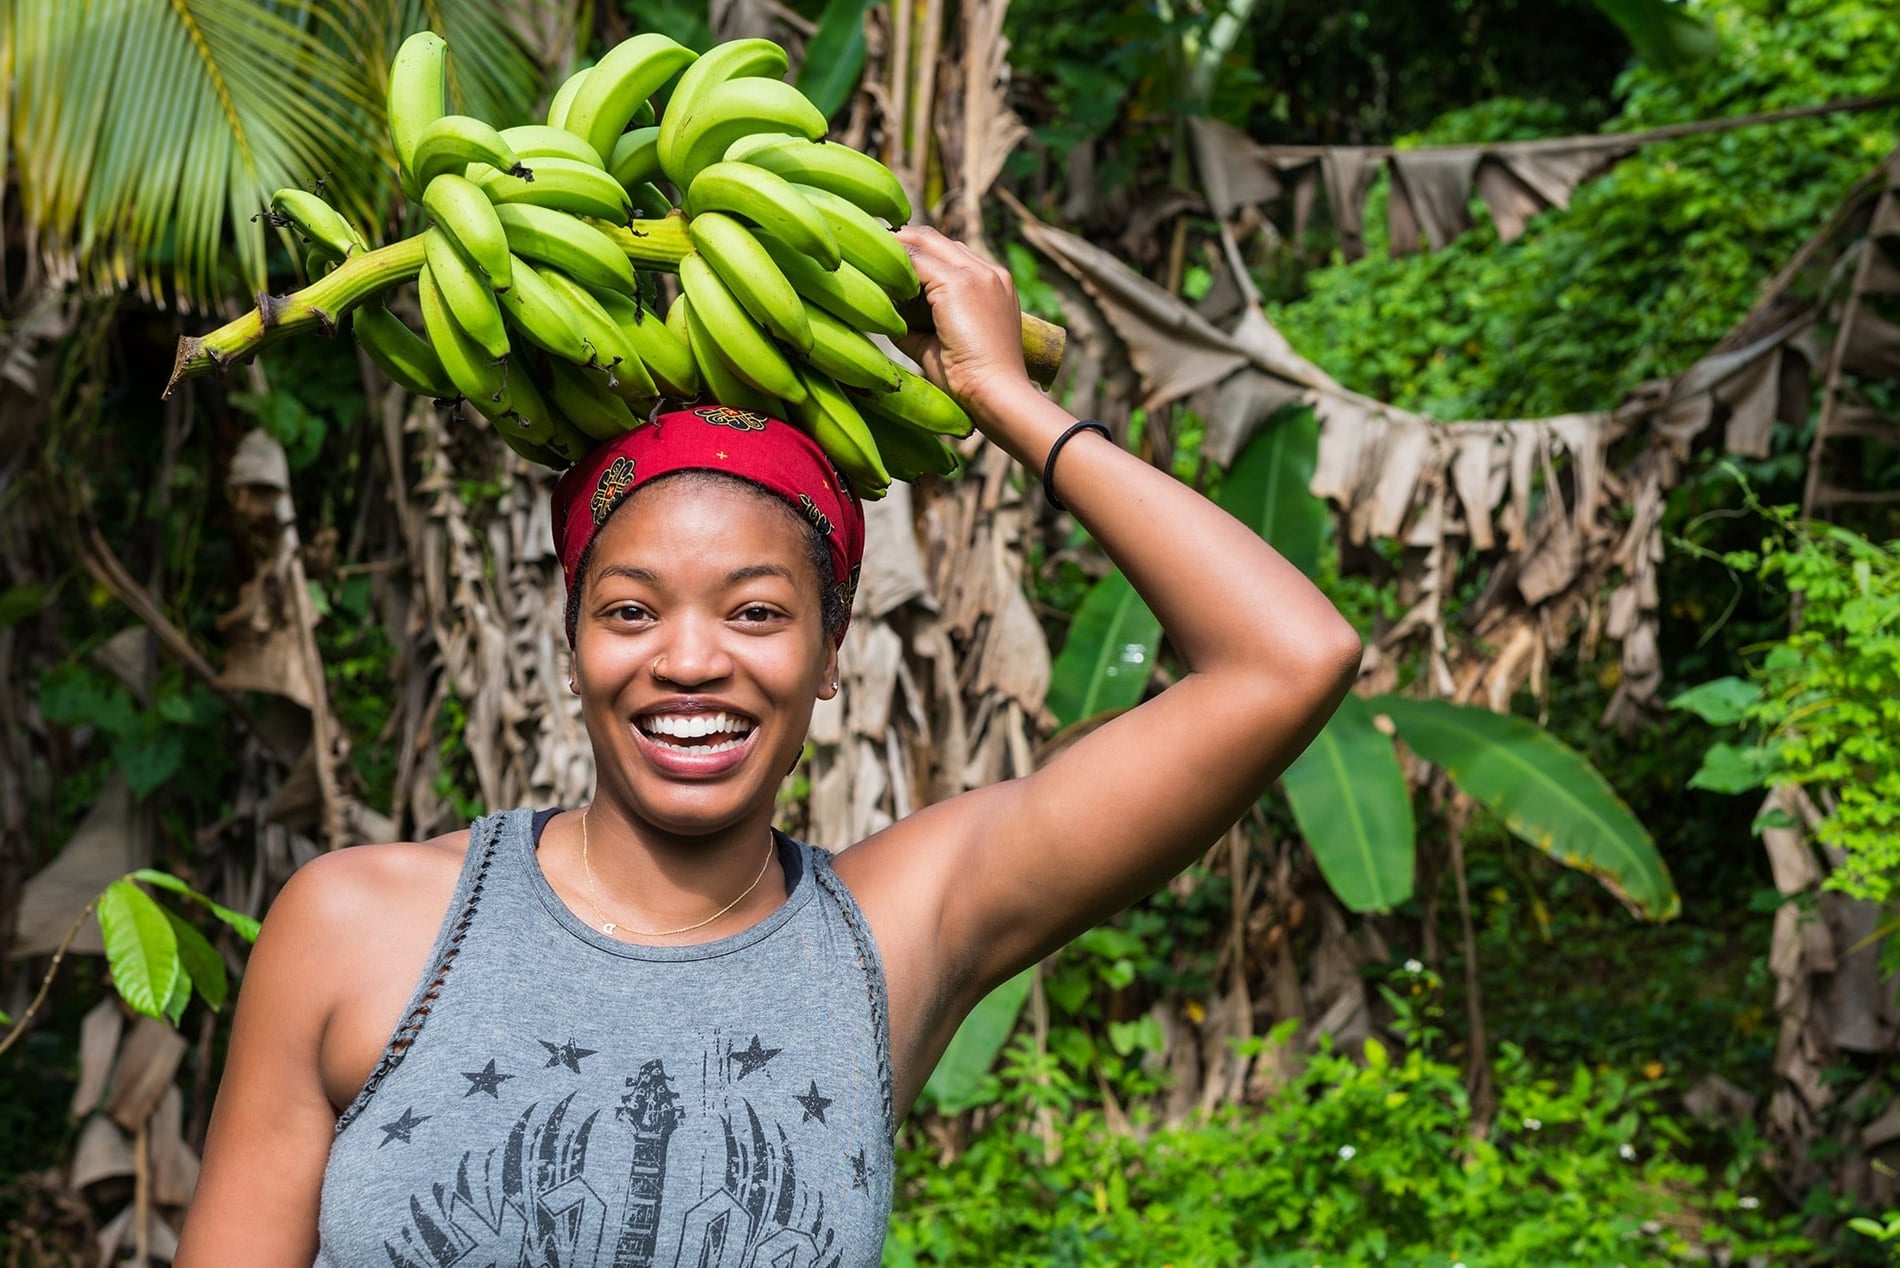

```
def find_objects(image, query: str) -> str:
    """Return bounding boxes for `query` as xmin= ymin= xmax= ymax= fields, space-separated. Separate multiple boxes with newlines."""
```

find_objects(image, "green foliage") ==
xmin=920 ymin=970 xmax=1034 ymax=1116
xmin=1282 ymin=692 xmax=1416 ymax=911
xmin=1271 ymin=0 xmax=1900 ymax=420
xmin=93 ymin=870 xmax=254 ymax=1024
xmin=1379 ymin=695 xmax=1680 ymax=920
xmin=1670 ymin=496 xmax=1900 ymax=900
xmin=37 ymin=661 xmax=229 ymax=802
xmin=794 ymin=0 xmax=880 ymax=119
xmin=1045 ymin=568 xmax=1162 ymax=729
xmin=889 ymin=1006 xmax=1807 ymax=1265
xmin=1212 ymin=407 xmax=1329 ymax=579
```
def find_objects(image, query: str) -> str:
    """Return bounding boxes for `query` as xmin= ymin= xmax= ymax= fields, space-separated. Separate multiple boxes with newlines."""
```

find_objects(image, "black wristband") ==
xmin=1041 ymin=419 xmax=1111 ymax=513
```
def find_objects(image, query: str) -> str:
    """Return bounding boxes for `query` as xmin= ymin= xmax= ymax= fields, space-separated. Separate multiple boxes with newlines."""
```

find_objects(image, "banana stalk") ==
xmin=167 ymin=211 xmax=1065 ymax=395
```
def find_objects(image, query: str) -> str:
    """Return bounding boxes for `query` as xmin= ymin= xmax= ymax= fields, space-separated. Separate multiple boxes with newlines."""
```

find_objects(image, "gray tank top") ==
xmin=315 ymin=808 xmax=894 ymax=1267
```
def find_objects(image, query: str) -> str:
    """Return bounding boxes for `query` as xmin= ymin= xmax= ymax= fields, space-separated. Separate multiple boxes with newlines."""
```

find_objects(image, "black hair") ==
xmin=563 ymin=469 xmax=844 ymax=646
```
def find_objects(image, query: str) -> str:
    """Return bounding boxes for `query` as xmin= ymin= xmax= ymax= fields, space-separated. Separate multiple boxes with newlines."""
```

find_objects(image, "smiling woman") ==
xmin=174 ymin=228 xmax=1363 ymax=1267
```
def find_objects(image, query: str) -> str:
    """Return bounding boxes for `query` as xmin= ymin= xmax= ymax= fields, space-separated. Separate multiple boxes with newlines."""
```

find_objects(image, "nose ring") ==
xmin=651 ymin=655 xmax=670 ymax=680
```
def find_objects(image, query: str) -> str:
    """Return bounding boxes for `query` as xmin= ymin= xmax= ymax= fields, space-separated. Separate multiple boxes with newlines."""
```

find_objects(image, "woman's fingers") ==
xmin=893 ymin=227 xmax=1031 ymax=416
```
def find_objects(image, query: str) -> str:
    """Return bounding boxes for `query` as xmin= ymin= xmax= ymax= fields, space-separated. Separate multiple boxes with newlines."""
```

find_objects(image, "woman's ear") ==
xmin=817 ymin=641 xmax=841 ymax=701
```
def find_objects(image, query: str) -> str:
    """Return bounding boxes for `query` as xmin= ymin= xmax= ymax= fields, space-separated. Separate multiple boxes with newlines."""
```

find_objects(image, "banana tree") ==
xmin=1048 ymin=412 xmax=1677 ymax=920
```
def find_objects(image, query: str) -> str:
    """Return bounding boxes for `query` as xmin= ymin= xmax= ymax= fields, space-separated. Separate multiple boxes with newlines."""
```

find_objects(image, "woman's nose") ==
xmin=650 ymin=613 xmax=733 ymax=686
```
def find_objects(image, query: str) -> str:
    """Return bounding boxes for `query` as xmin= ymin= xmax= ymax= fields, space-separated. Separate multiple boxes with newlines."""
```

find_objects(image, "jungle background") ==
xmin=3 ymin=0 xmax=1899 ymax=1263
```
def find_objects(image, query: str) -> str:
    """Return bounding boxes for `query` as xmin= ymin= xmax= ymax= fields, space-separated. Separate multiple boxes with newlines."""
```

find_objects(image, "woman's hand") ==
xmin=894 ymin=226 xmax=1038 ymax=428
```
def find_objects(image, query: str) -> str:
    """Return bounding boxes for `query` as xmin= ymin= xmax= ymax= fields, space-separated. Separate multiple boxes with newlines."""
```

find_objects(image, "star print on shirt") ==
xmin=794 ymin=1080 xmax=833 ymax=1125
xmin=732 ymin=1035 xmax=782 ymax=1080
xmin=461 ymin=1059 xmax=514 ymax=1098
xmin=377 ymin=1107 xmax=430 ymax=1148
xmin=850 ymin=1147 xmax=870 ymax=1191
xmin=540 ymin=1037 xmax=598 ymax=1074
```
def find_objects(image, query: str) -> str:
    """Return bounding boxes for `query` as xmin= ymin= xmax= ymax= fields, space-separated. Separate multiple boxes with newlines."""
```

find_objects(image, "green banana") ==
xmin=416 ymin=262 xmax=507 ymax=412
xmin=499 ymin=124 xmax=603 ymax=166
xmin=470 ymin=157 xmax=633 ymax=223
xmin=496 ymin=425 xmax=570 ymax=468
xmin=542 ymin=404 xmax=598 ymax=464
xmin=563 ymin=33 xmax=698 ymax=170
xmin=725 ymin=136 xmax=911 ymax=225
xmin=493 ymin=202 xmax=638 ymax=295
xmin=590 ymin=288 xmax=700 ymax=398
xmin=676 ymin=294 xmax=779 ymax=415
xmin=755 ymin=232 xmax=907 ymax=339
xmin=387 ymin=31 xmax=448 ymax=199
xmin=688 ymin=211 xmax=811 ymax=353
xmin=496 ymin=255 xmax=590 ymax=363
xmin=544 ymin=354 xmax=642 ymax=441
xmin=496 ymin=357 xmax=559 ymax=445
xmin=608 ymin=125 xmax=663 ymax=188
xmin=269 ymin=188 xmax=367 ymax=259
xmin=677 ymin=252 xmax=807 ymax=403
xmin=422 ymin=173 xmax=511 ymax=289
xmin=860 ymin=406 xmax=962 ymax=479
xmin=545 ymin=67 xmax=591 ymax=131
xmin=628 ymin=181 xmax=674 ymax=220
xmin=803 ymin=305 xmax=903 ymax=392
xmin=664 ymin=76 xmax=828 ymax=191
xmin=786 ymin=367 xmax=891 ymax=497
xmin=536 ymin=270 xmax=658 ymax=403
xmin=352 ymin=300 xmax=456 ymax=398
xmin=860 ymin=363 xmax=974 ymax=436
xmin=412 ymin=114 xmax=525 ymax=190
xmin=422 ymin=227 xmax=511 ymax=360
xmin=656 ymin=37 xmax=790 ymax=181
xmin=683 ymin=161 xmax=839 ymax=270
xmin=792 ymin=183 xmax=920 ymax=298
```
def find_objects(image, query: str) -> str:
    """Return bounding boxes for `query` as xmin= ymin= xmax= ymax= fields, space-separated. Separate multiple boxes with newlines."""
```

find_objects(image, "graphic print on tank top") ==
xmin=378 ymin=1024 xmax=871 ymax=1268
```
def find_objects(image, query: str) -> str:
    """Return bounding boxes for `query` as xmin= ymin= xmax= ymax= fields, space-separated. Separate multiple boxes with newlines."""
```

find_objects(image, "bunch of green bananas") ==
xmin=265 ymin=29 xmax=970 ymax=491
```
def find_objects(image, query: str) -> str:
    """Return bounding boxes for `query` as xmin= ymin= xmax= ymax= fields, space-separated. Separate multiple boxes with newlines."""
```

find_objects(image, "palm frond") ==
xmin=4 ymin=0 xmax=582 ymax=312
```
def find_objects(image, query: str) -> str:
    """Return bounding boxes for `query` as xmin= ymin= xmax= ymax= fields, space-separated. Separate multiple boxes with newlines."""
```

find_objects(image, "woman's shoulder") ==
xmin=265 ymin=825 xmax=481 ymax=946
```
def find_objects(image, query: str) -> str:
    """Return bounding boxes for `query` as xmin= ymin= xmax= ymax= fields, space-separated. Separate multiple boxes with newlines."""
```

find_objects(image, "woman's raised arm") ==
xmin=844 ymin=228 xmax=1362 ymax=1043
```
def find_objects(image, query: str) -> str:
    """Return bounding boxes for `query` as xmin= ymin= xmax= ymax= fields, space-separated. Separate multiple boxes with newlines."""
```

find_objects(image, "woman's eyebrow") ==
xmin=595 ymin=563 xmax=661 ymax=585
xmin=727 ymin=564 xmax=796 ymax=584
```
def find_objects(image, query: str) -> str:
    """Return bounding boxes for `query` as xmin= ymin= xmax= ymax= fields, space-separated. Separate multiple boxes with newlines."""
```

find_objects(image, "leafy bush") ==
xmin=1270 ymin=0 xmax=1900 ymax=420
xmin=890 ymin=1019 xmax=1806 ymax=1267
xmin=1671 ymin=491 xmax=1900 ymax=900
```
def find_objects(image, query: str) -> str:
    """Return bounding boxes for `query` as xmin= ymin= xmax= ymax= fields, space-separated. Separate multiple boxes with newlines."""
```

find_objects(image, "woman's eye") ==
xmin=739 ymin=605 xmax=776 ymax=622
xmin=611 ymin=604 xmax=651 ymax=622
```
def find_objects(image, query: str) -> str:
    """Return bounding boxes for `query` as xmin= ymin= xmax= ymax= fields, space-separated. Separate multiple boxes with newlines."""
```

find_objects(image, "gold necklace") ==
xmin=579 ymin=807 xmax=775 ymax=938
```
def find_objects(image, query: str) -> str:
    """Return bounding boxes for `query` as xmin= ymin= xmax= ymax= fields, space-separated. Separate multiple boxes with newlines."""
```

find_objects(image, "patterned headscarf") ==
xmin=550 ymin=406 xmax=865 ymax=641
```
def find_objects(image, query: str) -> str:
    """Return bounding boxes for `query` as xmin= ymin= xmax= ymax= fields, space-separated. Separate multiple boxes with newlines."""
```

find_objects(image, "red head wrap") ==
xmin=550 ymin=406 xmax=866 ymax=640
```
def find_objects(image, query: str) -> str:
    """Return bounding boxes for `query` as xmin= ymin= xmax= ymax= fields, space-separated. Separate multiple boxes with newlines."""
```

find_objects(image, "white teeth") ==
xmin=647 ymin=736 xmax=745 ymax=755
xmin=641 ymin=711 xmax=750 ymax=738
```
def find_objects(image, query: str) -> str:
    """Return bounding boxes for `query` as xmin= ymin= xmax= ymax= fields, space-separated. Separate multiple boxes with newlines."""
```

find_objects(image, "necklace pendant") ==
xmin=602 ymin=921 xmax=616 ymax=935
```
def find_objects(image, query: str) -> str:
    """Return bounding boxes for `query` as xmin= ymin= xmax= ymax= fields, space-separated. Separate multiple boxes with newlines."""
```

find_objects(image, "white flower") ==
xmin=1454 ymin=1262 xmax=1468 ymax=1268
xmin=1619 ymin=1143 xmax=1637 ymax=1161
xmin=1404 ymin=958 xmax=1424 ymax=973
xmin=1338 ymin=1144 xmax=1356 ymax=1161
xmin=1523 ymin=1117 xmax=1542 ymax=1131
xmin=1739 ymin=1196 xmax=1760 ymax=1210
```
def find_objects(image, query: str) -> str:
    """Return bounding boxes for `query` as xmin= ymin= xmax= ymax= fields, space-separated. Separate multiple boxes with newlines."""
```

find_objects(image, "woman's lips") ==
xmin=630 ymin=721 xmax=760 ymax=778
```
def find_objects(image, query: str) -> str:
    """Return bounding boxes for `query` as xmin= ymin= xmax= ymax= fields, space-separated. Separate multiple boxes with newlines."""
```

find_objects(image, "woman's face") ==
xmin=573 ymin=475 xmax=838 ymax=839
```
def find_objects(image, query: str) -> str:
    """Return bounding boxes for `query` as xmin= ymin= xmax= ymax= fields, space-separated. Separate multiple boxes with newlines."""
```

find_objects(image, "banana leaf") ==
xmin=1376 ymin=696 xmax=1679 ymax=920
xmin=1281 ymin=693 xmax=1415 ymax=912
xmin=1046 ymin=568 xmax=1161 ymax=728
xmin=921 ymin=969 xmax=1032 ymax=1115
xmin=797 ymin=0 xmax=880 ymax=121
xmin=1214 ymin=406 xmax=1328 ymax=579
xmin=1592 ymin=0 xmax=1719 ymax=71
